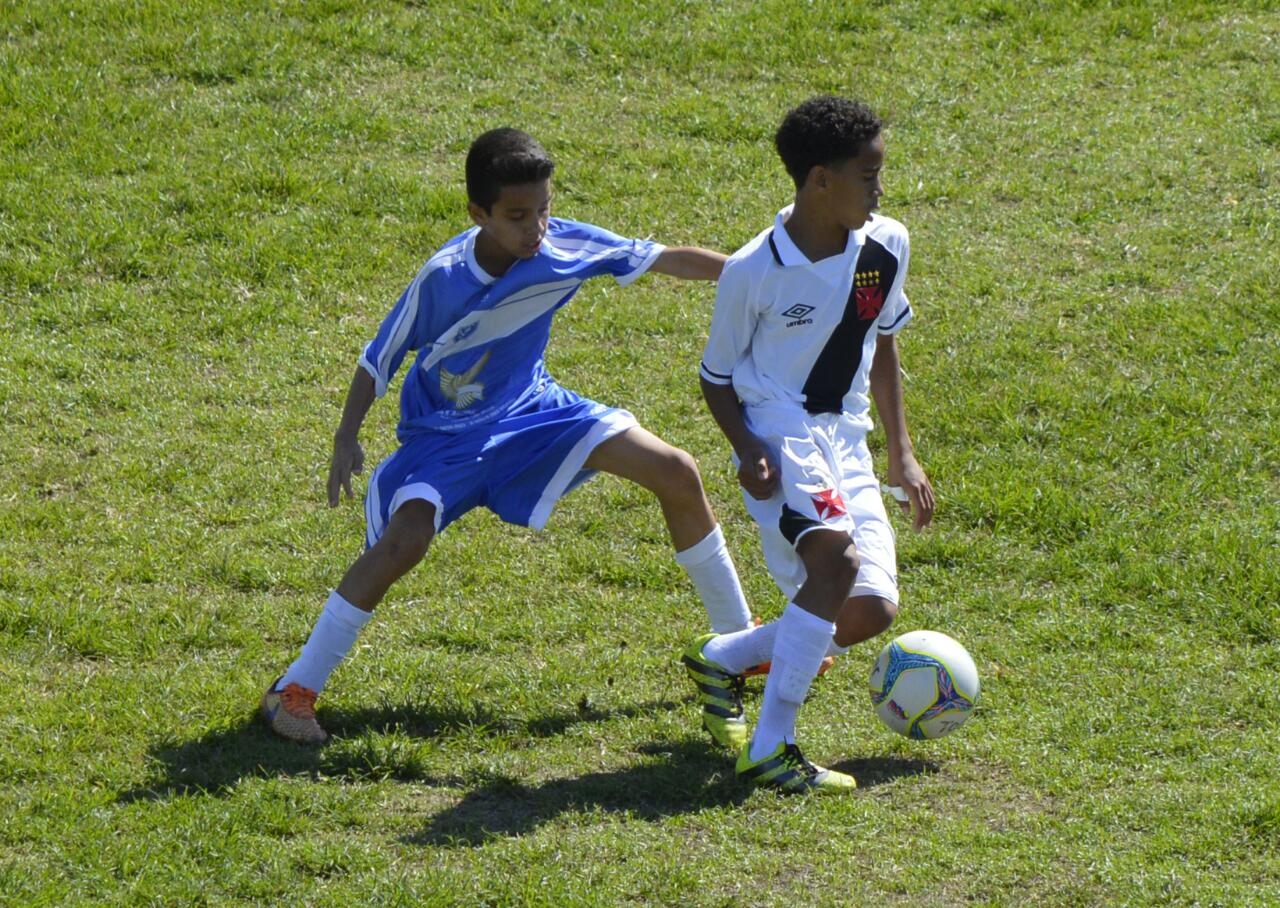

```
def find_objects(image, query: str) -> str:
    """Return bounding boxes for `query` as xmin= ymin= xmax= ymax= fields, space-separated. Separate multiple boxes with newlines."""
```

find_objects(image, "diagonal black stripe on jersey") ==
xmin=801 ymin=236 xmax=899 ymax=414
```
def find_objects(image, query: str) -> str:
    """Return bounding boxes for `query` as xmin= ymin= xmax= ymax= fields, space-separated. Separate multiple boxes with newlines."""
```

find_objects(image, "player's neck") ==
xmin=781 ymin=201 xmax=848 ymax=263
xmin=473 ymin=231 xmax=518 ymax=277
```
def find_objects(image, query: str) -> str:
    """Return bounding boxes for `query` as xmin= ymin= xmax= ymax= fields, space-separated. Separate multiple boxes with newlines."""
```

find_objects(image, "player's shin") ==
xmin=674 ymin=525 xmax=752 ymax=634
xmin=748 ymin=602 xmax=836 ymax=760
xmin=282 ymin=590 xmax=373 ymax=693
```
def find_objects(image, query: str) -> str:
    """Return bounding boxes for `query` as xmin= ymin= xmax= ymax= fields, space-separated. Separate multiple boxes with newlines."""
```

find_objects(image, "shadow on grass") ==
xmin=115 ymin=696 xmax=685 ymax=803
xmin=404 ymin=739 xmax=748 ymax=846
xmin=406 ymin=745 xmax=937 ymax=847
xmin=117 ymin=693 xmax=937 ymax=843
xmin=829 ymin=755 xmax=939 ymax=788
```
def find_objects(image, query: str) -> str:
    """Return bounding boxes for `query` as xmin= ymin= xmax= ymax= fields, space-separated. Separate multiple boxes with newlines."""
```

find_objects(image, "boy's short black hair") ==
xmin=774 ymin=96 xmax=882 ymax=189
xmin=465 ymin=128 xmax=556 ymax=211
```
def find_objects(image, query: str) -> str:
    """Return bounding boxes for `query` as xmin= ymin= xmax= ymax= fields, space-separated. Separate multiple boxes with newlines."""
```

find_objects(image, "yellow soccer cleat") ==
xmin=681 ymin=633 xmax=749 ymax=750
xmin=736 ymin=741 xmax=857 ymax=794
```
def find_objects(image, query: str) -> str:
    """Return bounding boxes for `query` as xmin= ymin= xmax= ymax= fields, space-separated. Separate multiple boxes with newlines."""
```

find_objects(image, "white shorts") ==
xmin=739 ymin=404 xmax=899 ymax=604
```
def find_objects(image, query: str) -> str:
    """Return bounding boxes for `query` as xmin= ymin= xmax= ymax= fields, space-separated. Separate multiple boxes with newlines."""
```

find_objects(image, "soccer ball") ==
xmin=868 ymin=630 xmax=980 ymax=739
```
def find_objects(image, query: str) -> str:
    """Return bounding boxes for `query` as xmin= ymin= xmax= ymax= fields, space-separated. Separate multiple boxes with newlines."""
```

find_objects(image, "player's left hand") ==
xmin=886 ymin=455 xmax=934 ymax=532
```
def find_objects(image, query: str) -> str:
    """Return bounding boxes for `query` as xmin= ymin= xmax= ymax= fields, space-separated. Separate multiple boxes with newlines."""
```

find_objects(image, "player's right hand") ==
xmin=327 ymin=433 xmax=365 ymax=507
xmin=737 ymin=446 xmax=778 ymax=501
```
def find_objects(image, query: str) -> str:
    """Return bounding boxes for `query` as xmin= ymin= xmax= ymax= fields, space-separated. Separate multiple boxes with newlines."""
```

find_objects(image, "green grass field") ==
xmin=2 ymin=0 xmax=1278 ymax=904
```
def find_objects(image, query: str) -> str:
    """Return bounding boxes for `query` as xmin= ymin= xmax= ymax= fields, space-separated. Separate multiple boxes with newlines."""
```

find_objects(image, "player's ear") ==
xmin=467 ymin=201 xmax=489 ymax=227
xmin=807 ymin=164 xmax=829 ymax=192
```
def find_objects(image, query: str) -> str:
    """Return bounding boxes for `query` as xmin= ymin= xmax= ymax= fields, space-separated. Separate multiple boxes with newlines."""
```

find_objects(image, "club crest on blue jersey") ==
xmin=439 ymin=351 xmax=491 ymax=408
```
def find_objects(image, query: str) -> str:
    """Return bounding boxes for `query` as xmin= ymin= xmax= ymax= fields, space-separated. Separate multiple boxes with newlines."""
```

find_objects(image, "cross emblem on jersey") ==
xmin=811 ymin=488 xmax=847 ymax=520
xmin=854 ymin=269 xmax=885 ymax=320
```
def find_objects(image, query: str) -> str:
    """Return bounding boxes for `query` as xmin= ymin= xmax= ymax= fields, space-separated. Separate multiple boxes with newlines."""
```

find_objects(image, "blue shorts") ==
xmin=363 ymin=382 xmax=637 ymax=546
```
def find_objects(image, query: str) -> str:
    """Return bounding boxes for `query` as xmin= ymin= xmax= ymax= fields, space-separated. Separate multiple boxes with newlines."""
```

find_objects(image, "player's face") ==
xmin=824 ymin=134 xmax=885 ymax=230
xmin=469 ymin=178 xmax=552 ymax=276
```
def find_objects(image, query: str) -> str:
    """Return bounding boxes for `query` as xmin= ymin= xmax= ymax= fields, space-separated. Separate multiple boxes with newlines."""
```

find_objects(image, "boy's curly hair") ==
xmin=466 ymin=128 xmax=556 ymax=211
xmin=774 ymin=96 xmax=882 ymax=189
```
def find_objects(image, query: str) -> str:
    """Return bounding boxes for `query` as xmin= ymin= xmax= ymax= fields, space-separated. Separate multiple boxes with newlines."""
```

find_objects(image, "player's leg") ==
xmin=583 ymin=425 xmax=714 ymax=551
xmin=703 ymin=487 xmax=831 ymax=679
xmin=833 ymin=478 xmax=901 ymax=648
xmin=263 ymin=425 xmax=461 ymax=744
xmin=335 ymin=498 xmax=437 ymax=611
xmin=585 ymin=426 xmax=752 ymax=635
xmin=834 ymin=595 xmax=898 ymax=648
xmin=262 ymin=499 xmax=437 ymax=743
xmin=736 ymin=527 xmax=859 ymax=793
xmin=585 ymin=426 xmax=756 ymax=749
xmin=749 ymin=528 xmax=854 ymax=748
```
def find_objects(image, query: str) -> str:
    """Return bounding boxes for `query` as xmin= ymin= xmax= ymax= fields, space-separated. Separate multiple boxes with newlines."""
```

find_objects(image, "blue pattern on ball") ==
xmin=872 ymin=642 xmax=976 ymax=739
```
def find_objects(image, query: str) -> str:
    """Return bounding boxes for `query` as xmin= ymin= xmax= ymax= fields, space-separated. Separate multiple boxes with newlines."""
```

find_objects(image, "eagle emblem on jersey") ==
xmin=439 ymin=351 xmax=491 ymax=409
xmin=811 ymin=488 xmax=847 ymax=520
xmin=854 ymin=269 xmax=885 ymax=320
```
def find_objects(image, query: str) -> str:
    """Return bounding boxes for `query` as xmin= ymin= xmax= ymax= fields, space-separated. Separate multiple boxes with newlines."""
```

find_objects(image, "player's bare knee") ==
xmin=834 ymin=596 xmax=897 ymax=648
xmin=379 ymin=533 xmax=430 ymax=572
xmin=653 ymin=446 xmax=705 ymax=504
xmin=863 ymin=596 xmax=898 ymax=636
xmin=806 ymin=537 xmax=859 ymax=592
xmin=377 ymin=502 xmax=435 ymax=570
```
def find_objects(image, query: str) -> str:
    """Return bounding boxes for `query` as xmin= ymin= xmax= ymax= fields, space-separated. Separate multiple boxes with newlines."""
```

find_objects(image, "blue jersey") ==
xmin=359 ymin=218 xmax=663 ymax=437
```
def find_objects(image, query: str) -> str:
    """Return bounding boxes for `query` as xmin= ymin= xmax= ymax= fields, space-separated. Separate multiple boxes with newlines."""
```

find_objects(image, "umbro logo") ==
xmin=782 ymin=303 xmax=815 ymax=327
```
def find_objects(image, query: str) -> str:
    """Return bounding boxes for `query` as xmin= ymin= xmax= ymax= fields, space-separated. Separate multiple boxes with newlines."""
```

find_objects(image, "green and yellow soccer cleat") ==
xmin=735 ymin=741 xmax=857 ymax=794
xmin=681 ymin=633 xmax=748 ymax=750
xmin=261 ymin=677 xmax=329 ymax=744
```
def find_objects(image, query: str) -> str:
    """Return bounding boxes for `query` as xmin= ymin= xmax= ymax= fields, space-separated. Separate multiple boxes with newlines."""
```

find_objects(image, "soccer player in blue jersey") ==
xmin=681 ymin=96 xmax=936 ymax=793
xmin=261 ymin=127 xmax=754 ymax=743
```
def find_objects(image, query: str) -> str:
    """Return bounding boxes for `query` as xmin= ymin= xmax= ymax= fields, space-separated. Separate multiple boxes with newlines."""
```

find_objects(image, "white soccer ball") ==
xmin=868 ymin=630 xmax=980 ymax=739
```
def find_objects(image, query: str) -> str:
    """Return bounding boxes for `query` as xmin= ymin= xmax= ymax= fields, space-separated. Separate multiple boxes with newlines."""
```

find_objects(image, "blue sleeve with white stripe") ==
xmin=546 ymin=219 xmax=663 ymax=286
xmin=359 ymin=276 xmax=435 ymax=398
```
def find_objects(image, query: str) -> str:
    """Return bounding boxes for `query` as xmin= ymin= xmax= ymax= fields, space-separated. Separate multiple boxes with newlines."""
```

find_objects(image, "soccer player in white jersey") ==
xmin=682 ymin=96 xmax=936 ymax=793
xmin=261 ymin=127 xmax=755 ymax=743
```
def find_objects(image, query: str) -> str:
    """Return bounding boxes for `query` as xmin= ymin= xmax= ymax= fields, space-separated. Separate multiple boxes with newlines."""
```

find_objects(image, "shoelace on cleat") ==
xmin=781 ymin=744 xmax=819 ymax=779
xmin=697 ymin=671 xmax=745 ymax=718
xmin=278 ymin=684 xmax=319 ymax=719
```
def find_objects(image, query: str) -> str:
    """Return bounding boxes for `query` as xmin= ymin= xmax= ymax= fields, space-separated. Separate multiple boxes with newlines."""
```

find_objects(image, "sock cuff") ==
xmin=324 ymin=590 xmax=374 ymax=630
xmin=673 ymin=524 xmax=725 ymax=567
xmin=780 ymin=601 xmax=836 ymax=637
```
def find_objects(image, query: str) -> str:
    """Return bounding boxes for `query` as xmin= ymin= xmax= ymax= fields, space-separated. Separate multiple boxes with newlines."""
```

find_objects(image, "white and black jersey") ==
xmin=700 ymin=206 xmax=912 ymax=432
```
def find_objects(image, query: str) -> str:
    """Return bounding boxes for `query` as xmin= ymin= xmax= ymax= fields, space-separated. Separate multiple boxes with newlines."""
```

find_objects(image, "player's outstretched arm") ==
xmin=648 ymin=246 xmax=728 ymax=281
xmin=870 ymin=334 xmax=934 ymax=530
xmin=327 ymin=367 xmax=376 ymax=507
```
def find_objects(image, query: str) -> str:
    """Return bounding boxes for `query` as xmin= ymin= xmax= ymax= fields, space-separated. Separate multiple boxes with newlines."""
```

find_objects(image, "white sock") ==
xmin=703 ymin=621 xmax=776 ymax=674
xmin=705 ymin=616 xmax=848 ymax=672
xmin=674 ymin=525 xmax=752 ymax=634
xmin=749 ymin=602 xmax=835 ymax=760
xmin=281 ymin=591 xmax=373 ymax=694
